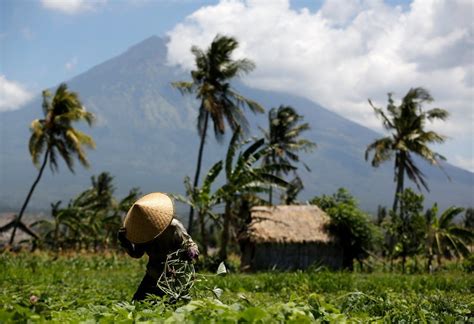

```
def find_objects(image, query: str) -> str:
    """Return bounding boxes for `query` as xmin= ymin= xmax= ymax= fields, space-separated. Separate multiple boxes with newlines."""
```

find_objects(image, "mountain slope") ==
xmin=1 ymin=36 xmax=472 ymax=214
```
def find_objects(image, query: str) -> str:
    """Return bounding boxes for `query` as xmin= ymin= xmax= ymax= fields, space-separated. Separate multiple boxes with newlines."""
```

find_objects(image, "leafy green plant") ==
xmin=31 ymin=173 xmax=140 ymax=251
xmin=425 ymin=204 xmax=474 ymax=270
xmin=311 ymin=188 xmax=382 ymax=270
xmin=1 ymin=253 xmax=472 ymax=322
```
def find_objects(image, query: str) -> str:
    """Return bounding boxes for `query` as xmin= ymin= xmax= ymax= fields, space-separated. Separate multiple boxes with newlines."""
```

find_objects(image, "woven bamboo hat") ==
xmin=123 ymin=192 xmax=174 ymax=244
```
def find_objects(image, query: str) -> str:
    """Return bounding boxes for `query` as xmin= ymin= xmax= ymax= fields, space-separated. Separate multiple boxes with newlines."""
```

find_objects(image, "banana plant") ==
xmin=217 ymin=127 xmax=293 ymax=260
xmin=425 ymin=204 xmax=474 ymax=270
xmin=173 ymin=162 xmax=223 ymax=256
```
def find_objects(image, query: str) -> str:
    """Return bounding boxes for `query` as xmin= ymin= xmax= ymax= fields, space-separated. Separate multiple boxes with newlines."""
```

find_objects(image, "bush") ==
xmin=462 ymin=254 xmax=474 ymax=273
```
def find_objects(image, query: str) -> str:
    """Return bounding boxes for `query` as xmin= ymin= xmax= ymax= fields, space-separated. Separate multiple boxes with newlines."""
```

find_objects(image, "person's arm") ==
xmin=117 ymin=228 xmax=145 ymax=259
xmin=172 ymin=219 xmax=199 ymax=260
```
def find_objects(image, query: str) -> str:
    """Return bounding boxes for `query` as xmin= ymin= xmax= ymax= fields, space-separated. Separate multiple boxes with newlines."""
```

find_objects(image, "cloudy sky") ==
xmin=1 ymin=0 xmax=473 ymax=171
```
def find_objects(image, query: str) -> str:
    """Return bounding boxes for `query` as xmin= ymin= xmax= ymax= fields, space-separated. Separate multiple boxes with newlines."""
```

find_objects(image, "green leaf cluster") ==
xmin=311 ymin=188 xmax=382 ymax=270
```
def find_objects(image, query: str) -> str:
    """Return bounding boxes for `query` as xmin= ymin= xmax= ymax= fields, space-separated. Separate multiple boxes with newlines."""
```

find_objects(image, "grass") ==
xmin=1 ymin=252 xmax=473 ymax=322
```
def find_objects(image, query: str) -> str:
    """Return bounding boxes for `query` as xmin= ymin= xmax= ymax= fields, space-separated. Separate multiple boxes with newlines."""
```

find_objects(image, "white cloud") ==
xmin=41 ymin=0 xmax=107 ymax=14
xmin=167 ymin=0 xmax=473 ymax=166
xmin=0 ymin=76 xmax=34 ymax=112
xmin=65 ymin=57 xmax=78 ymax=71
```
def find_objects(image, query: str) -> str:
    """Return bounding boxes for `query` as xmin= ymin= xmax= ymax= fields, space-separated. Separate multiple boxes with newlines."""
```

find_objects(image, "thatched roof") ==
xmin=246 ymin=205 xmax=333 ymax=244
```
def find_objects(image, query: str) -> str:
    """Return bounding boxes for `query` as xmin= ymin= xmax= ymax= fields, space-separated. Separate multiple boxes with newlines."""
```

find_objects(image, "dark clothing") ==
xmin=133 ymin=273 xmax=165 ymax=301
xmin=119 ymin=219 xmax=198 ymax=301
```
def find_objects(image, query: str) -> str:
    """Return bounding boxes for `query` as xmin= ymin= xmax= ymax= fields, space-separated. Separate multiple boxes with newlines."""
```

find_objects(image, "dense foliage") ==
xmin=31 ymin=172 xmax=140 ymax=251
xmin=311 ymin=188 xmax=381 ymax=270
xmin=1 ymin=253 xmax=472 ymax=322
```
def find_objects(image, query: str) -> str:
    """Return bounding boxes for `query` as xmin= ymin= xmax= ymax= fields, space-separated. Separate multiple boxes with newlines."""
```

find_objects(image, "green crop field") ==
xmin=1 ymin=253 xmax=473 ymax=323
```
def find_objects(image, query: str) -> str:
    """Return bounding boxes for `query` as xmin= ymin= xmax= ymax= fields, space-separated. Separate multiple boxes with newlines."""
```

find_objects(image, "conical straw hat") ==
xmin=124 ymin=192 xmax=174 ymax=244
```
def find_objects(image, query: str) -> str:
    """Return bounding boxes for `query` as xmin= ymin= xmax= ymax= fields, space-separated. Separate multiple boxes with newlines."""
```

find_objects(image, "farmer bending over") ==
xmin=117 ymin=192 xmax=199 ymax=301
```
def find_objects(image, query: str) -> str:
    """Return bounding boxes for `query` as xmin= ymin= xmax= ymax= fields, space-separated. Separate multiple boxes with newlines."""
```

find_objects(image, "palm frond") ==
xmin=228 ymin=89 xmax=265 ymax=114
xmin=225 ymin=127 xmax=242 ymax=177
xmin=426 ymin=108 xmax=449 ymax=121
xmin=404 ymin=155 xmax=429 ymax=191
xmin=171 ymin=82 xmax=195 ymax=95
xmin=439 ymin=206 xmax=464 ymax=229
xmin=202 ymin=160 xmax=223 ymax=194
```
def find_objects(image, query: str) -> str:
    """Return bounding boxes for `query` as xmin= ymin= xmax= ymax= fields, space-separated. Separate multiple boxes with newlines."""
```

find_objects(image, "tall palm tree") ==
xmin=172 ymin=34 xmax=264 ymax=233
xmin=261 ymin=105 xmax=315 ymax=204
xmin=425 ymin=204 xmax=474 ymax=270
xmin=9 ymin=83 xmax=95 ymax=244
xmin=365 ymin=87 xmax=448 ymax=213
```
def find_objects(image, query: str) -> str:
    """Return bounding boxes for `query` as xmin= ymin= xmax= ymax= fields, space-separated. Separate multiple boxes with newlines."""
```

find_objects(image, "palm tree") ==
xmin=261 ymin=105 xmax=315 ymax=204
xmin=172 ymin=34 xmax=264 ymax=233
xmin=425 ymin=204 xmax=474 ymax=270
xmin=365 ymin=87 xmax=449 ymax=213
xmin=9 ymin=83 xmax=95 ymax=245
xmin=216 ymin=128 xmax=290 ymax=260
xmin=31 ymin=201 xmax=83 ymax=250
xmin=80 ymin=172 xmax=116 ymax=250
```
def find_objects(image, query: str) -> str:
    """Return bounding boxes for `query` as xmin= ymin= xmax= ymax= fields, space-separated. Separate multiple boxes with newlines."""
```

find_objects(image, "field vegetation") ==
xmin=1 ymin=253 xmax=473 ymax=323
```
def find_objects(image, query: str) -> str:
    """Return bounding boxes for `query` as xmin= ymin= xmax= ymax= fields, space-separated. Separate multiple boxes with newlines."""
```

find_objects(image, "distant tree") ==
xmin=311 ymin=188 xmax=381 ymax=271
xmin=261 ymin=105 xmax=315 ymax=204
xmin=32 ymin=174 xmax=140 ymax=250
xmin=9 ymin=83 xmax=95 ymax=245
xmin=389 ymin=189 xmax=427 ymax=273
xmin=365 ymin=88 xmax=449 ymax=213
xmin=172 ymin=35 xmax=264 ymax=233
xmin=31 ymin=201 xmax=82 ymax=250
xmin=425 ymin=204 xmax=474 ymax=270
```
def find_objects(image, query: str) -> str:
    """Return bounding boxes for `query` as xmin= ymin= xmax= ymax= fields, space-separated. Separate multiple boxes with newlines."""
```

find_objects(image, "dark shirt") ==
xmin=121 ymin=219 xmax=197 ymax=279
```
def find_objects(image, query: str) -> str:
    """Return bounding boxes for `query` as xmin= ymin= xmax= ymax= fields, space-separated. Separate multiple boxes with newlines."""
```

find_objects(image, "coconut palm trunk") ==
xmin=188 ymin=110 xmax=210 ymax=233
xmin=9 ymin=147 xmax=50 ymax=244
xmin=393 ymin=152 xmax=406 ymax=213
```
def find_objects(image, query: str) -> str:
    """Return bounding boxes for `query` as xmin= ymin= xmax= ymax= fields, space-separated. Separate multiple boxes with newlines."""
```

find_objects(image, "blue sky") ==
xmin=1 ymin=0 xmax=472 ymax=172
xmin=1 ymin=0 xmax=219 ymax=88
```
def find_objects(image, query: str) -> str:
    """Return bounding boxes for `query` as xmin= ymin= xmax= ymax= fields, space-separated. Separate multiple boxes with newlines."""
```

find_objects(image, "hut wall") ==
xmin=244 ymin=242 xmax=343 ymax=271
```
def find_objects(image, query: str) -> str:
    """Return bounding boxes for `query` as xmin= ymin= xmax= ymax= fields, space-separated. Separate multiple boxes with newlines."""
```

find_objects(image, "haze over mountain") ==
xmin=1 ymin=36 xmax=472 ymax=214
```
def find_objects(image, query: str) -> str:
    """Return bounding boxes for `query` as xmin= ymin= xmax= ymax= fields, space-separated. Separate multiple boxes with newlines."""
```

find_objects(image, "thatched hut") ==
xmin=240 ymin=205 xmax=342 ymax=271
